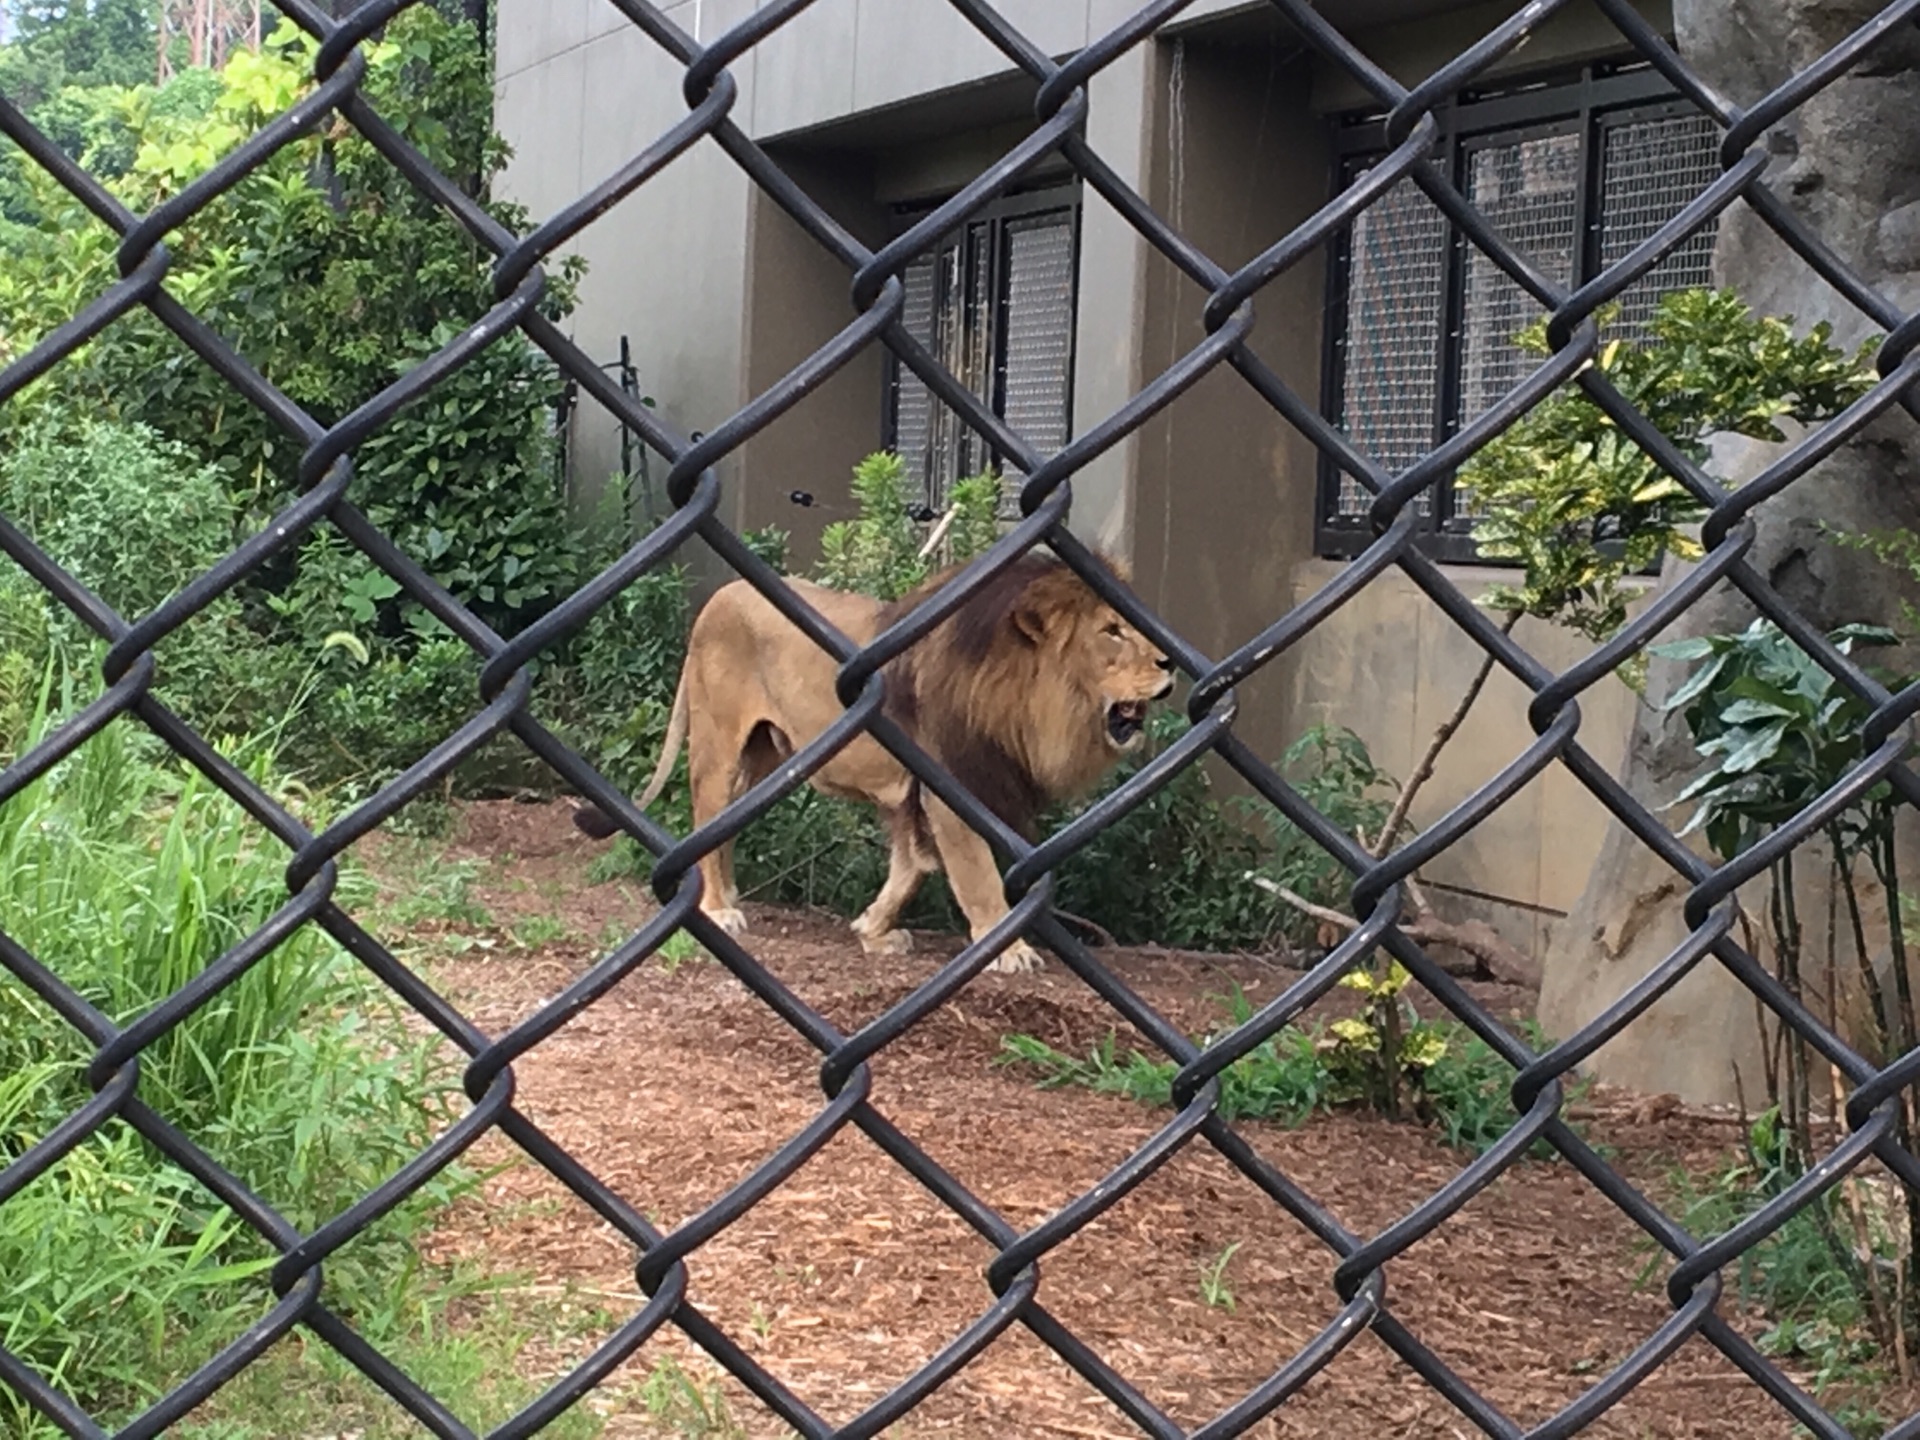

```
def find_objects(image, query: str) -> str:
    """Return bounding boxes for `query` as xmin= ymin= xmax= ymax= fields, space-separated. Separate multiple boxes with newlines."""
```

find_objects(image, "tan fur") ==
xmin=573 ymin=552 xmax=1173 ymax=973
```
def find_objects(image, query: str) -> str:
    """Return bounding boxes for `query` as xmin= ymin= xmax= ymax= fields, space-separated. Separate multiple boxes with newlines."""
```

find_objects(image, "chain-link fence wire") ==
xmin=4 ymin=0 xmax=1920 ymax=1434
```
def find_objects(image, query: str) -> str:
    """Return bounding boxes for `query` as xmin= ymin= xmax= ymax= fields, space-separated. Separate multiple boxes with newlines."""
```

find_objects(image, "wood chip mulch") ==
xmin=374 ymin=800 xmax=1909 ymax=1438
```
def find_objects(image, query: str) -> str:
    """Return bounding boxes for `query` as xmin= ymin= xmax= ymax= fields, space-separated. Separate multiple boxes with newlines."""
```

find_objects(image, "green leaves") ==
xmin=1459 ymin=289 xmax=1877 ymax=648
xmin=815 ymin=452 xmax=1004 ymax=600
xmin=2 ymin=9 xmax=583 ymax=640
xmin=1652 ymin=618 xmax=1902 ymax=859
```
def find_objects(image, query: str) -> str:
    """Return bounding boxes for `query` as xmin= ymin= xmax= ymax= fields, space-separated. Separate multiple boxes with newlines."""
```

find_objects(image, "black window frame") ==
xmin=882 ymin=180 xmax=1083 ymax=514
xmin=1316 ymin=60 xmax=1715 ymax=562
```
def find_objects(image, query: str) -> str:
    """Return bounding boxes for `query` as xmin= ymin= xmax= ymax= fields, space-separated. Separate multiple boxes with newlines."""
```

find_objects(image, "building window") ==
xmin=886 ymin=184 xmax=1080 ymax=515
xmin=1318 ymin=64 xmax=1721 ymax=560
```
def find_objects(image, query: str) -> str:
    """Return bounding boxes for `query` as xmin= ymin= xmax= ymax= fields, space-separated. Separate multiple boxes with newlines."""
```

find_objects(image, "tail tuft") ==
xmin=570 ymin=804 xmax=620 ymax=840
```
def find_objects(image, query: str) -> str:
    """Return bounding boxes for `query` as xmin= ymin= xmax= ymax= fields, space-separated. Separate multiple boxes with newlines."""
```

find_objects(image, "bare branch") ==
xmin=1248 ymin=874 xmax=1541 ymax=988
xmin=1370 ymin=608 xmax=1524 ymax=859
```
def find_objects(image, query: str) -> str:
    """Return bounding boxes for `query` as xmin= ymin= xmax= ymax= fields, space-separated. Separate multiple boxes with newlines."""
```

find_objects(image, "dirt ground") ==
xmin=370 ymin=799 xmax=1908 ymax=1439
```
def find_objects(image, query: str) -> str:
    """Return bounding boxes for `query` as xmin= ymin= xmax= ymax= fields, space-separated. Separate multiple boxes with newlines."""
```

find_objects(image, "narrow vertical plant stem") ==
xmin=1873 ymin=822 xmax=1920 ymax=1345
xmin=1378 ymin=989 xmax=1403 ymax=1121
xmin=1370 ymin=608 xmax=1524 ymax=860
xmin=1876 ymin=826 xmax=1918 ymax=1070
xmin=1834 ymin=830 xmax=1891 ymax=1051
xmin=1826 ymin=866 xmax=1842 ymax=1130
xmin=1741 ymin=906 xmax=1785 ymax=1112
xmin=1838 ymin=1060 xmax=1898 ymax=1360
xmin=1772 ymin=853 xmax=1814 ymax=1169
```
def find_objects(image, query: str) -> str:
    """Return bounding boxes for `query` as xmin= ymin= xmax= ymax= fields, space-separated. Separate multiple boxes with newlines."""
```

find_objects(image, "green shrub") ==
xmin=816 ymin=452 xmax=1001 ymax=601
xmin=0 ymin=693 xmax=460 ymax=1433
xmin=1050 ymin=718 xmax=1395 ymax=952
xmin=1 ymin=9 xmax=573 ymax=788
xmin=1645 ymin=1110 xmax=1897 ymax=1434
xmin=1460 ymin=288 xmax=1877 ymax=645
xmin=0 ymin=415 xmax=234 ymax=618
xmin=1048 ymin=713 xmax=1272 ymax=948
xmin=1000 ymin=989 xmax=1560 ymax=1156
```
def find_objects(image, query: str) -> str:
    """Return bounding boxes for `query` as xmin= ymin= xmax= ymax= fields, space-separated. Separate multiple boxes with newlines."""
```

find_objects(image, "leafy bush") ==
xmin=1048 ymin=712 xmax=1272 ymax=948
xmin=1052 ymin=719 xmax=1396 ymax=952
xmin=1460 ymin=288 xmax=1877 ymax=645
xmin=0 ymin=695 xmax=460 ymax=1433
xmin=1656 ymin=617 xmax=1920 ymax=1374
xmin=999 ymin=988 xmax=1558 ymax=1156
xmin=1649 ymin=1110 xmax=1898 ymax=1435
xmin=2 ymin=416 xmax=234 ymax=618
xmin=3 ymin=9 xmax=585 ymax=676
xmin=0 ymin=417 xmax=474 ymax=785
xmin=0 ymin=0 xmax=154 ymax=113
xmin=815 ymin=451 xmax=1003 ymax=602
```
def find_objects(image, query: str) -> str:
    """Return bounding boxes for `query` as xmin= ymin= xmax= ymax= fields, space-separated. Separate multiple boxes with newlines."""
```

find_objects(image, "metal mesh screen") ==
xmin=1599 ymin=110 xmax=1723 ymax=335
xmin=890 ymin=200 xmax=1075 ymax=511
xmin=890 ymin=251 xmax=942 ymax=498
xmin=1330 ymin=96 xmax=1729 ymax=539
xmin=1452 ymin=129 xmax=1583 ymax=520
xmin=996 ymin=210 xmax=1076 ymax=512
xmin=4 ymin=0 xmax=1920 ymax=1437
xmin=1458 ymin=130 xmax=1582 ymax=426
xmin=1331 ymin=169 xmax=1448 ymax=519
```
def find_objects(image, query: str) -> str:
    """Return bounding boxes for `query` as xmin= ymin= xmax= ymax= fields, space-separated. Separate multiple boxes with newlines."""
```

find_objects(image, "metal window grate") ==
xmin=1331 ymin=169 xmax=1448 ymax=518
xmin=1323 ymin=77 xmax=1729 ymax=552
xmin=1458 ymin=130 xmax=1581 ymax=426
xmin=1599 ymin=111 xmax=1723 ymax=336
xmin=890 ymin=252 xmax=942 ymax=496
xmin=887 ymin=193 xmax=1079 ymax=513
xmin=996 ymin=211 xmax=1076 ymax=514
xmin=1452 ymin=129 xmax=1582 ymax=519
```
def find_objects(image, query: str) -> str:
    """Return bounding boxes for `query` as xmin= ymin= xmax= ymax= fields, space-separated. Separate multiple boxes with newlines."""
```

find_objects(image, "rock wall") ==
xmin=1536 ymin=0 xmax=1920 ymax=1104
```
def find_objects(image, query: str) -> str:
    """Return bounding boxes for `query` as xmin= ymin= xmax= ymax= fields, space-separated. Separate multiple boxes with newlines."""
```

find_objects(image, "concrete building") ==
xmin=494 ymin=0 xmax=1709 ymax=956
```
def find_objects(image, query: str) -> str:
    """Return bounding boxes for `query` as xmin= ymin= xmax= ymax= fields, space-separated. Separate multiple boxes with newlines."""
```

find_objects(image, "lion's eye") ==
xmin=1103 ymin=622 xmax=1123 ymax=639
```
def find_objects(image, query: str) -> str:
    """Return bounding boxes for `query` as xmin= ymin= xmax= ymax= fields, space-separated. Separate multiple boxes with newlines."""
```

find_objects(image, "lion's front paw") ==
xmin=985 ymin=940 xmax=1046 ymax=974
xmin=855 ymin=925 xmax=913 ymax=956
xmin=706 ymin=906 xmax=750 ymax=937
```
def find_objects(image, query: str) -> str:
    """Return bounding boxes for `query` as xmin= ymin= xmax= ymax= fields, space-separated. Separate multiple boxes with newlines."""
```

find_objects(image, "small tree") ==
xmin=0 ymin=12 xmax=585 ymax=636
xmin=815 ymin=452 xmax=1003 ymax=601
xmin=1468 ymin=288 xmax=1876 ymax=649
xmin=1256 ymin=288 xmax=1883 ymax=1098
xmin=1655 ymin=618 xmax=1918 ymax=1365
xmin=1293 ymin=290 xmax=1879 ymax=939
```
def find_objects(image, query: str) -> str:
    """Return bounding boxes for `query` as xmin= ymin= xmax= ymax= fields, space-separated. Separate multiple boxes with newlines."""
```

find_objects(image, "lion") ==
xmin=570 ymin=550 xmax=1175 ymax=972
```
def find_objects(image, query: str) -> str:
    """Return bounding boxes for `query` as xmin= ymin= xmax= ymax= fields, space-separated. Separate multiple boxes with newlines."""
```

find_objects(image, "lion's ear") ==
xmin=1011 ymin=605 xmax=1048 ymax=646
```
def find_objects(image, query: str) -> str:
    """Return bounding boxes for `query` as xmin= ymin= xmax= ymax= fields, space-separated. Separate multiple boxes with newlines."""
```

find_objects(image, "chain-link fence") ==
xmin=4 ymin=0 xmax=1920 ymax=1435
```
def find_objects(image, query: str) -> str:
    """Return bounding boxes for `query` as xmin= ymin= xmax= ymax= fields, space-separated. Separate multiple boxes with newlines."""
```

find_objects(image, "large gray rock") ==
xmin=1536 ymin=0 xmax=1920 ymax=1104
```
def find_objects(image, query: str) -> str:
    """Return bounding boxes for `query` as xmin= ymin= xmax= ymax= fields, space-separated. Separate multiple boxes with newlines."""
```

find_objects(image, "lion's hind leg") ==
xmin=687 ymin=716 xmax=790 ymax=938
xmin=852 ymin=800 xmax=938 ymax=957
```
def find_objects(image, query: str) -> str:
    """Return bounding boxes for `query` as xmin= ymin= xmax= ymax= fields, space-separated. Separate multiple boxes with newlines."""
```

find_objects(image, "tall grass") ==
xmin=0 ymin=675 xmax=461 ymax=1435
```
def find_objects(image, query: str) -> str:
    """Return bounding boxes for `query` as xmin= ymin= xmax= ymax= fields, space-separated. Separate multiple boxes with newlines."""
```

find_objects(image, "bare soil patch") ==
xmin=364 ymin=799 xmax=1902 ymax=1438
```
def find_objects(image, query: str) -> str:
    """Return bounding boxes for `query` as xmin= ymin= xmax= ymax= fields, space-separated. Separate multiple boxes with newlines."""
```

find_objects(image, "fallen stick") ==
xmin=1246 ymin=875 xmax=1541 ymax=989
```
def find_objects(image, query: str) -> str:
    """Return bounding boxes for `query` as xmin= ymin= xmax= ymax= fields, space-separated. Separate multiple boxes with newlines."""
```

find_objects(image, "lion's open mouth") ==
xmin=1105 ymin=699 xmax=1149 ymax=748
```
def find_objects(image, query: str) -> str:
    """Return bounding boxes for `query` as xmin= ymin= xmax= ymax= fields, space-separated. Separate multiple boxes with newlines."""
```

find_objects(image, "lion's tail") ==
xmin=571 ymin=663 xmax=691 ymax=840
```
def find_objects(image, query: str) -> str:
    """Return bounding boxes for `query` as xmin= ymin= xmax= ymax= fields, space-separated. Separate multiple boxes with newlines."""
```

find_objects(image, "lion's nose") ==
xmin=1156 ymin=654 xmax=1173 ymax=671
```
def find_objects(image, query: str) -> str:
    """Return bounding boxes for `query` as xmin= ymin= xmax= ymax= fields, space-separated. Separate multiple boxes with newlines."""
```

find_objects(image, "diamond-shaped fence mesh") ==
xmin=4 ymin=0 xmax=1920 ymax=1435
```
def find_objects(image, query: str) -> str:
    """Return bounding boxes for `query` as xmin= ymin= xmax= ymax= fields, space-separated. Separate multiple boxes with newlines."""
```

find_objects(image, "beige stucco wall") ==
xmin=1278 ymin=565 xmax=1648 ymax=957
xmin=1129 ymin=32 xmax=1322 ymax=775
xmin=1118 ymin=11 xmax=1658 ymax=945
